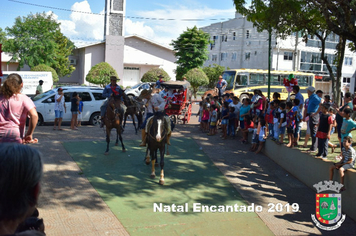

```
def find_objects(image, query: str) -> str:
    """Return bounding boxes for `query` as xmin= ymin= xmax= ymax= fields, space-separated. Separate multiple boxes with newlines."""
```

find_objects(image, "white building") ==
xmin=60 ymin=35 xmax=176 ymax=87
xmin=201 ymin=13 xmax=356 ymax=95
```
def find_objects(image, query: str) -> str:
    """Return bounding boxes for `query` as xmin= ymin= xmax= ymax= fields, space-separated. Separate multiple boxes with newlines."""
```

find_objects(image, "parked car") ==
xmin=125 ymin=82 xmax=155 ymax=98
xmin=32 ymin=86 xmax=105 ymax=126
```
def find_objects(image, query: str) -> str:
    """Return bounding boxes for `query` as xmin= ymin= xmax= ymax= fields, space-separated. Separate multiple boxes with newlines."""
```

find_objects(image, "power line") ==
xmin=8 ymin=0 xmax=234 ymax=21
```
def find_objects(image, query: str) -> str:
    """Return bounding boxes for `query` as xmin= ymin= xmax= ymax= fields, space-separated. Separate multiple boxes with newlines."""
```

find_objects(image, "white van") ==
xmin=0 ymin=71 xmax=53 ymax=96
xmin=32 ymin=86 xmax=105 ymax=125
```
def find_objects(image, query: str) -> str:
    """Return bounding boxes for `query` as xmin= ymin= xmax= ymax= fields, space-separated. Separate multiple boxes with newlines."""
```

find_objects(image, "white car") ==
xmin=32 ymin=86 xmax=105 ymax=126
xmin=125 ymin=82 xmax=155 ymax=98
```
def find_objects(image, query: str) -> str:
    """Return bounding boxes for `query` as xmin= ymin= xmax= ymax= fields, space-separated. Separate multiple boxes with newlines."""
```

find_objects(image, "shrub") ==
xmin=31 ymin=64 xmax=59 ymax=82
xmin=86 ymin=62 xmax=118 ymax=88
xmin=141 ymin=68 xmax=170 ymax=82
xmin=184 ymin=68 xmax=208 ymax=98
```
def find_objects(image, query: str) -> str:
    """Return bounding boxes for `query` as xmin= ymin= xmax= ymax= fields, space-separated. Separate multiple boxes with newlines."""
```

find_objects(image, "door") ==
xmin=42 ymin=95 xmax=56 ymax=122
xmin=77 ymin=92 xmax=94 ymax=122
xmin=123 ymin=67 xmax=140 ymax=87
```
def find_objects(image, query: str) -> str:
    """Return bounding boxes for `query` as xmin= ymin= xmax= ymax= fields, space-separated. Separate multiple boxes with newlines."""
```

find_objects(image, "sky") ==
xmin=0 ymin=0 xmax=238 ymax=47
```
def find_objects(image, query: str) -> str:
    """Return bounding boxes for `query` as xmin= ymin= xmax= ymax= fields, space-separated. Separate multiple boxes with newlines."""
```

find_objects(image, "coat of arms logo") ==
xmin=311 ymin=180 xmax=346 ymax=231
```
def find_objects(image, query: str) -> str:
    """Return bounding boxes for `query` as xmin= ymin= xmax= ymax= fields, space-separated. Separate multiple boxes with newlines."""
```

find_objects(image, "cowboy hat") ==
xmin=158 ymin=74 xmax=164 ymax=78
xmin=110 ymin=76 xmax=118 ymax=80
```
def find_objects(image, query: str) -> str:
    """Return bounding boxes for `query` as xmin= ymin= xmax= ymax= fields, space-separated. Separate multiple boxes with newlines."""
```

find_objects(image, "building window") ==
xmin=246 ymin=30 xmax=250 ymax=39
xmin=212 ymin=54 xmax=217 ymax=62
xmin=232 ymin=32 xmax=236 ymax=40
xmin=232 ymin=52 xmax=237 ymax=61
xmin=221 ymin=52 xmax=228 ymax=61
xmin=284 ymin=52 xmax=293 ymax=60
xmin=344 ymin=57 xmax=353 ymax=66
xmin=221 ymin=35 xmax=227 ymax=42
xmin=245 ymin=52 xmax=250 ymax=60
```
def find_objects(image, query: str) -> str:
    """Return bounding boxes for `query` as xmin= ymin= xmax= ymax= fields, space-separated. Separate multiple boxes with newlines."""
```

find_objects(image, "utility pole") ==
xmin=267 ymin=28 xmax=272 ymax=100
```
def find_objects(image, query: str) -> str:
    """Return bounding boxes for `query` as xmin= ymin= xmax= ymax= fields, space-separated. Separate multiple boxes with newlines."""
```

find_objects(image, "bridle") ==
xmin=148 ymin=116 xmax=167 ymax=142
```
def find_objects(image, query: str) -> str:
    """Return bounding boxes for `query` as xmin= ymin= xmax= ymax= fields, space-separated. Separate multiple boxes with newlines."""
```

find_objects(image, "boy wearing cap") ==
xmin=54 ymin=88 xmax=66 ymax=130
xmin=100 ymin=76 xmax=126 ymax=128
xmin=36 ymin=80 xmax=44 ymax=95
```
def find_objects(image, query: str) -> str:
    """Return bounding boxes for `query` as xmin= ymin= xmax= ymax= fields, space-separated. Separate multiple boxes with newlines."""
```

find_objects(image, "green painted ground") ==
xmin=63 ymin=138 xmax=273 ymax=236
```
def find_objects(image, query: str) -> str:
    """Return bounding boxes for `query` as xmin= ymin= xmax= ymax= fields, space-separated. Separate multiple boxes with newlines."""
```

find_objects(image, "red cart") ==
xmin=161 ymin=81 xmax=192 ymax=124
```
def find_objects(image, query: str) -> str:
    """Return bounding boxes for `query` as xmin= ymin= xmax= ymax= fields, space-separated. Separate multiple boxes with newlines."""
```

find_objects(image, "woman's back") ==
xmin=0 ymin=94 xmax=35 ymax=143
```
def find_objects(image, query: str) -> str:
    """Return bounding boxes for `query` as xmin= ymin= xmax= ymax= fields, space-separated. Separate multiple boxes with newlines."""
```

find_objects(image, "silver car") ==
xmin=125 ymin=82 xmax=155 ymax=98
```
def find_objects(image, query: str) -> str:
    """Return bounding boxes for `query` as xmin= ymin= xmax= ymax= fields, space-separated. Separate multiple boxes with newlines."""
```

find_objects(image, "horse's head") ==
xmin=151 ymin=112 xmax=166 ymax=142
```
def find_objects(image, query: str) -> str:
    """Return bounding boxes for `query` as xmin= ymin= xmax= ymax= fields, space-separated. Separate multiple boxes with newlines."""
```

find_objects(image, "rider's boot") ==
xmin=139 ymin=129 xmax=147 ymax=146
xmin=166 ymin=132 xmax=171 ymax=145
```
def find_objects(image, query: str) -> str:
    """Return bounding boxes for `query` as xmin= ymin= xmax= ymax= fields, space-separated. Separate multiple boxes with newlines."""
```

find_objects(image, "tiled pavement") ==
xmin=32 ymin=103 xmax=356 ymax=235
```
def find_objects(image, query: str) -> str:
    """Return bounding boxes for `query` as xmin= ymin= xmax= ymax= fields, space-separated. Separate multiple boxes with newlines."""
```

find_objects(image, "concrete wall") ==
xmin=262 ymin=139 xmax=356 ymax=222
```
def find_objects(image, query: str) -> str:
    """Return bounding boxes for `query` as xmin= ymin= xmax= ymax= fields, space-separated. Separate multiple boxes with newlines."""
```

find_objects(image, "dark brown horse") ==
xmin=145 ymin=112 xmax=169 ymax=185
xmin=122 ymin=94 xmax=143 ymax=134
xmin=103 ymin=95 xmax=126 ymax=155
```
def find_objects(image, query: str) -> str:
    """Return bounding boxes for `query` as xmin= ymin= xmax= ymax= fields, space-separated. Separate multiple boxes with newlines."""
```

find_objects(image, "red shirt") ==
xmin=244 ymin=121 xmax=254 ymax=129
xmin=316 ymin=116 xmax=333 ymax=139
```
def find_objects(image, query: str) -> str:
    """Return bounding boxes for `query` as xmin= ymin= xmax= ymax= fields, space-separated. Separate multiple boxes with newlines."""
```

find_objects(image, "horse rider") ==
xmin=100 ymin=76 xmax=127 ymax=128
xmin=155 ymin=74 xmax=164 ymax=89
xmin=138 ymin=89 xmax=171 ymax=146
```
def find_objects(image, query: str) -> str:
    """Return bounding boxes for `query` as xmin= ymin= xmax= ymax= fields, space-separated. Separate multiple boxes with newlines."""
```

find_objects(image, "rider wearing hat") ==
xmin=139 ymin=89 xmax=171 ymax=146
xmin=156 ymin=74 xmax=164 ymax=89
xmin=100 ymin=76 xmax=126 ymax=128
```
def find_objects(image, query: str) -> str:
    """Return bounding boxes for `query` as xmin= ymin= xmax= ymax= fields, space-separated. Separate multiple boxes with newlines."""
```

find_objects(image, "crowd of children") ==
xmin=197 ymin=87 xmax=356 ymax=189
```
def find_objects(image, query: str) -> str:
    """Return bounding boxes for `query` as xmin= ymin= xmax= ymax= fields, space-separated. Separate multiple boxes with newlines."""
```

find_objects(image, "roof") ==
xmin=76 ymin=41 xmax=105 ymax=49
xmin=161 ymin=81 xmax=190 ymax=89
xmin=125 ymin=35 xmax=173 ymax=51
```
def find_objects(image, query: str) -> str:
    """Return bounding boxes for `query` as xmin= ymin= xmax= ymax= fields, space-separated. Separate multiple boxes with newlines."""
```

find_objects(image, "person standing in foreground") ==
xmin=0 ymin=73 xmax=38 ymax=143
xmin=35 ymin=80 xmax=44 ymax=95
xmin=307 ymin=86 xmax=321 ymax=152
xmin=70 ymin=92 xmax=81 ymax=130
xmin=53 ymin=88 xmax=66 ymax=130
xmin=0 ymin=144 xmax=44 ymax=235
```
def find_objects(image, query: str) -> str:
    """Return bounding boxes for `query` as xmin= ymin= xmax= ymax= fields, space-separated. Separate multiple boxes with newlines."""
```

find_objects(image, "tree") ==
xmin=202 ymin=64 xmax=227 ymax=89
xmin=86 ymin=62 xmax=118 ymax=88
xmin=3 ymin=12 xmax=75 ymax=77
xmin=310 ymin=1 xmax=356 ymax=47
xmin=233 ymin=0 xmax=347 ymax=104
xmin=184 ymin=68 xmax=208 ymax=98
xmin=141 ymin=68 xmax=170 ymax=82
xmin=171 ymin=26 xmax=210 ymax=80
xmin=0 ymin=28 xmax=6 ymax=44
xmin=31 ymin=64 xmax=59 ymax=82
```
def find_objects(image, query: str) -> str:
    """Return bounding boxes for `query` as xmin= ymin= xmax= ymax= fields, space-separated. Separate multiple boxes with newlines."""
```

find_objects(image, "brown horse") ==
xmin=122 ymin=94 xmax=143 ymax=134
xmin=103 ymin=95 xmax=126 ymax=155
xmin=145 ymin=112 xmax=168 ymax=185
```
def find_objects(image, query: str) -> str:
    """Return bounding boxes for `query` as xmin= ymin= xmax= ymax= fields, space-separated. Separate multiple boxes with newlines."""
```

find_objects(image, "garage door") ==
xmin=123 ymin=67 xmax=140 ymax=87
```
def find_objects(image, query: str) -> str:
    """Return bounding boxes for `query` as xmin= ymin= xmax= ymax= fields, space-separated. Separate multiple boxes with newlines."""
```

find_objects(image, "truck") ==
xmin=0 ymin=71 xmax=53 ymax=96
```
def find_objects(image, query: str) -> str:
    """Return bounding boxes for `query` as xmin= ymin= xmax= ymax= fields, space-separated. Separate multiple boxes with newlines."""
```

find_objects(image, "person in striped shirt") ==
xmin=329 ymin=136 xmax=356 ymax=191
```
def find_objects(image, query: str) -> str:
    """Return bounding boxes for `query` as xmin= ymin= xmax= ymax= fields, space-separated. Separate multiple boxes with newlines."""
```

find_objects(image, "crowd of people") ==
xmin=198 ymin=85 xmax=356 ymax=190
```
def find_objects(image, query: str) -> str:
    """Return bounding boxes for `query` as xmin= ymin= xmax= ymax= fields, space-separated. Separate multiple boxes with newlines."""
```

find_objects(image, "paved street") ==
xmin=32 ymin=102 xmax=356 ymax=235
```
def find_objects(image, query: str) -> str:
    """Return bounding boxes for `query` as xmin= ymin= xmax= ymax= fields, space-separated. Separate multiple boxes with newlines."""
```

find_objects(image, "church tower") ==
xmin=104 ymin=0 xmax=125 ymax=84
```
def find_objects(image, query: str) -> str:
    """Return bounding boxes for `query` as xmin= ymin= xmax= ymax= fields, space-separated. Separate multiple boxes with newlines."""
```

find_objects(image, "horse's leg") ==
xmin=123 ymin=113 xmax=127 ymax=128
xmin=105 ymin=128 xmax=110 ymax=155
xmin=150 ymin=150 xmax=156 ymax=178
xmin=115 ymin=128 xmax=119 ymax=146
xmin=166 ymin=143 xmax=170 ymax=155
xmin=159 ymin=146 xmax=165 ymax=185
xmin=154 ymin=149 xmax=159 ymax=166
xmin=118 ymin=130 xmax=126 ymax=152
xmin=145 ymin=147 xmax=150 ymax=165
xmin=132 ymin=113 xmax=137 ymax=134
